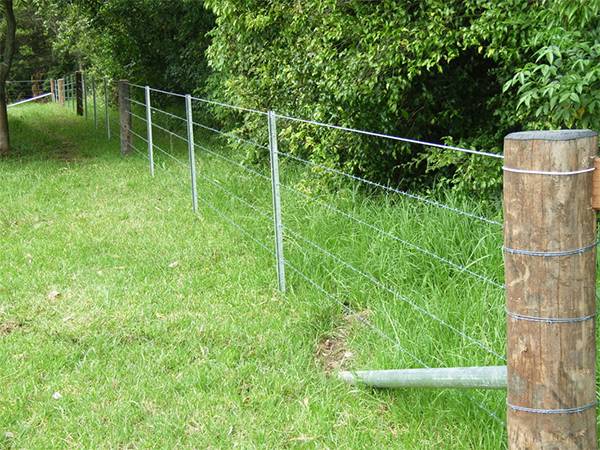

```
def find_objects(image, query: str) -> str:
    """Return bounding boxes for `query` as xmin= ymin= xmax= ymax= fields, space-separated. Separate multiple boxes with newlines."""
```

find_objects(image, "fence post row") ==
xmin=104 ymin=78 xmax=110 ymax=140
xmin=267 ymin=110 xmax=286 ymax=293
xmin=118 ymin=80 xmax=132 ymax=156
xmin=144 ymin=86 xmax=155 ymax=177
xmin=503 ymin=130 xmax=598 ymax=449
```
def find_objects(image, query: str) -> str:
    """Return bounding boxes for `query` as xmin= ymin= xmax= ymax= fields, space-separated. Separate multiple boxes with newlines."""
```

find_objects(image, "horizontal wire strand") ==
xmin=129 ymin=110 xmax=147 ymax=123
xmin=275 ymin=113 xmax=503 ymax=159
xmin=283 ymin=259 xmax=504 ymax=425
xmin=278 ymin=150 xmax=501 ymax=226
xmin=151 ymin=121 xmax=188 ymax=142
xmin=150 ymin=106 xmax=187 ymax=123
xmin=284 ymin=226 xmax=505 ymax=361
xmin=203 ymin=197 xmax=273 ymax=253
xmin=152 ymin=142 xmax=188 ymax=167
xmin=130 ymin=128 xmax=149 ymax=143
xmin=198 ymin=174 xmax=272 ymax=220
xmin=192 ymin=119 xmax=268 ymax=149
xmin=195 ymin=143 xmax=271 ymax=182
xmin=278 ymin=181 xmax=504 ymax=289
xmin=128 ymin=142 xmax=147 ymax=158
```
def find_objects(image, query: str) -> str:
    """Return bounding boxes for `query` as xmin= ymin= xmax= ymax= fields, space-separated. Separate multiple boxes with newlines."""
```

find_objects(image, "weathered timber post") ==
xmin=92 ymin=77 xmax=97 ymax=128
xmin=50 ymin=78 xmax=55 ymax=102
xmin=83 ymin=73 xmax=88 ymax=119
xmin=504 ymin=130 xmax=598 ymax=449
xmin=104 ymin=77 xmax=110 ymax=140
xmin=75 ymin=71 xmax=83 ymax=115
xmin=118 ymin=80 xmax=132 ymax=156
xmin=57 ymin=78 xmax=65 ymax=106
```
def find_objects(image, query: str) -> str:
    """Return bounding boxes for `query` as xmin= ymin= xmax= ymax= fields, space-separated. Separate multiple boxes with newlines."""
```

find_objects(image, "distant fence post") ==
xmin=92 ymin=77 xmax=98 ymax=128
xmin=104 ymin=77 xmax=110 ymax=140
xmin=185 ymin=94 xmax=198 ymax=212
xmin=118 ymin=80 xmax=132 ymax=156
xmin=83 ymin=73 xmax=88 ymax=119
xmin=75 ymin=71 xmax=83 ymax=116
xmin=57 ymin=78 xmax=65 ymax=106
xmin=503 ymin=130 xmax=598 ymax=449
xmin=144 ymin=86 xmax=155 ymax=176
xmin=50 ymin=78 xmax=55 ymax=102
xmin=268 ymin=110 xmax=286 ymax=292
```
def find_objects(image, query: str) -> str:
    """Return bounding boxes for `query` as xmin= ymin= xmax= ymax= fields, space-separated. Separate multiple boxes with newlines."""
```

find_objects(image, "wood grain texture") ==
xmin=57 ymin=78 xmax=64 ymax=106
xmin=75 ymin=72 xmax=83 ymax=116
xmin=592 ymin=157 xmax=600 ymax=211
xmin=118 ymin=80 xmax=131 ymax=156
xmin=503 ymin=130 xmax=598 ymax=449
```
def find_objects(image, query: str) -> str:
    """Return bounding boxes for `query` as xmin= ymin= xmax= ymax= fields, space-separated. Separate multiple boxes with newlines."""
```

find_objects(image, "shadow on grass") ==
xmin=3 ymin=102 xmax=116 ymax=164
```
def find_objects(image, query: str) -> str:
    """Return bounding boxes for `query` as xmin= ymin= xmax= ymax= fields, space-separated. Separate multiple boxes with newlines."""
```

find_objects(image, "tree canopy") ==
xmin=10 ymin=0 xmax=600 ymax=194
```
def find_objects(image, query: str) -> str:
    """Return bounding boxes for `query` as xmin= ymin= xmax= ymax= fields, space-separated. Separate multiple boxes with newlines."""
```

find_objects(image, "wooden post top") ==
xmin=505 ymin=129 xmax=597 ymax=141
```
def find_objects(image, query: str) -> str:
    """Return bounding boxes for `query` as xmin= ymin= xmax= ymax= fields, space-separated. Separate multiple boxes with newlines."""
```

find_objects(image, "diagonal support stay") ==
xmin=339 ymin=365 xmax=506 ymax=389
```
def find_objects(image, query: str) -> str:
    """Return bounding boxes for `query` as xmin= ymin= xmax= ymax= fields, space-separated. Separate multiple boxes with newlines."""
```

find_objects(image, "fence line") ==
xmin=124 ymin=80 xmax=505 ymax=318
xmin=126 ymin=138 xmax=506 ymax=426
xmin=124 ymin=141 xmax=505 ymax=426
xmin=278 ymin=180 xmax=504 ymax=289
xmin=50 ymin=74 xmax=515 ymax=436
xmin=40 ymin=69 xmax=600 ymax=447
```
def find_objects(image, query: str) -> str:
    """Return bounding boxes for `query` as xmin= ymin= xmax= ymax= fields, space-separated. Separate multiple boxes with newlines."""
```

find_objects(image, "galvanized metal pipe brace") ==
xmin=338 ymin=366 xmax=507 ymax=389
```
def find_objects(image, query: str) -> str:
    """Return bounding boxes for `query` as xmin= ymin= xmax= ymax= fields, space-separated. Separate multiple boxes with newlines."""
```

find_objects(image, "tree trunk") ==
xmin=0 ymin=0 xmax=17 ymax=155
xmin=0 ymin=84 xmax=9 ymax=155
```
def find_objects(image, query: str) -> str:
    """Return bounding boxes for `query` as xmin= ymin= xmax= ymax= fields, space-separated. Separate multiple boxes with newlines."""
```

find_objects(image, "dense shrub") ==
xmin=27 ymin=0 xmax=600 ymax=197
xmin=203 ymin=0 xmax=600 ymax=196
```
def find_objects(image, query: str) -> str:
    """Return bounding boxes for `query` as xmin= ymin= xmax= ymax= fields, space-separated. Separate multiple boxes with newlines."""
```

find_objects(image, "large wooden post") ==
xmin=503 ymin=130 xmax=597 ymax=448
xmin=118 ymin=80 xmax=131 ymax=156
xmin=57 ymin=78 xmax=65 ymax=106
xmin=75 ymin=71 xmax=83 ymax=116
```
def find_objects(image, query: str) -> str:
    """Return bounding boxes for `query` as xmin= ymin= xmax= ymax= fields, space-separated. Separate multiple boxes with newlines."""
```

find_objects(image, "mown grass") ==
xmin=0 ymin=99 xmax=533 ymax=448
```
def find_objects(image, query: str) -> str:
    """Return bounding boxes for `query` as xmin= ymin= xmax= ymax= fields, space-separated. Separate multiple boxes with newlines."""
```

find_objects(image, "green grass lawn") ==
xmin=2 ymin=101 xmax=511 ymax=448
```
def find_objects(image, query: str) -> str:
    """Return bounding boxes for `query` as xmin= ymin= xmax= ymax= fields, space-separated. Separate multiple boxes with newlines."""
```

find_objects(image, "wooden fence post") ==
xmin=50 ymin=79 xmax=55 ymax=102
xmin=75 ymin=72 xmax=83 ymax=116
xmin=503 ymin=130 xmax=598 ymax=449
xmin=118 ymin=80 xmax=131 ymax=156
xmin=57 ymin=78 xmax=65 ymax=106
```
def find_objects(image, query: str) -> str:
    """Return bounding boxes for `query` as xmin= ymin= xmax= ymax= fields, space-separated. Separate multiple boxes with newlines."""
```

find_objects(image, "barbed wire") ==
xmin=192 ymin=119 xmax=268 ymax=149
xmin=284 ymin=226 xmax=505 ymax=361
xmin=282 ymin=259 xmax=504 ymax=426
xmin=274 ymin=113 xmax=504 ymax=159
xmin=194 ymin=142 xmax=271 ymax=182
xmin=277 ymin=151 xmax=502 ymax=226
xmin=278 ymin=181 xmax=504 ymax=289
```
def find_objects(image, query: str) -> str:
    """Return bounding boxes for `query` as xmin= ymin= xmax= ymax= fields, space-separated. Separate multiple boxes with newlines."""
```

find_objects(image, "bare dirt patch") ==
xmin=0 ymin=320 xmax=23 ymax=336
xmin=316 ymin=310 xmax=370 ymax=374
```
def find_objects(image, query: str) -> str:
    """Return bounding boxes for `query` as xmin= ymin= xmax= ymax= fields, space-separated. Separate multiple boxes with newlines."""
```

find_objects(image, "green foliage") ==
xmin=2 ymin=103 xmax=507 ymax=448
xmin=33 ymin=0 xmax=215 ymax=92
xmin=17 ymin=0 xmax=600 ymax=197
xmin=503 ymin=1 xmax=600 ymax=130
xmin=203 ymin=0 xmax=599 ymax=197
